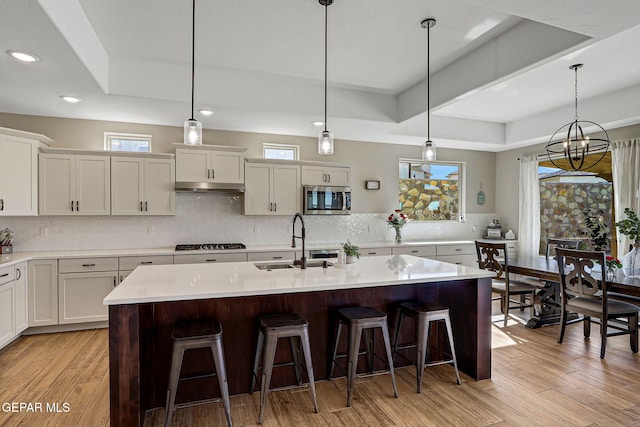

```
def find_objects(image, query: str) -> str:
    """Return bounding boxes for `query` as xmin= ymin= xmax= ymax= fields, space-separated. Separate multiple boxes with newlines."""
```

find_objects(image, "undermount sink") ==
xmin=254 ymin=260 xmax=333 ymax=271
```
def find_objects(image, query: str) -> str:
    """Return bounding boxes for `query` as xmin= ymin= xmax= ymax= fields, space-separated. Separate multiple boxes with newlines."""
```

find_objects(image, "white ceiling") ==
xmin=2 ymin=0 xmax=640 ymax=151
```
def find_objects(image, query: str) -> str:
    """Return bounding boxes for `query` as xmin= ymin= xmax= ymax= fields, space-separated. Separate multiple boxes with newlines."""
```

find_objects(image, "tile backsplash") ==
xmin=1 ymin=194 xmax=496 ymax=251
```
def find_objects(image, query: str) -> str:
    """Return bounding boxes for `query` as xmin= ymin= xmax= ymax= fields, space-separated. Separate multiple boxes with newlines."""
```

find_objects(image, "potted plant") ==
xmin=614 ymin=207 xmax=640 ymax=278
xmin=341 ymin=240 xmax=360 ymax=264
xmin=582 ymin=208 xmax=609 ymax=252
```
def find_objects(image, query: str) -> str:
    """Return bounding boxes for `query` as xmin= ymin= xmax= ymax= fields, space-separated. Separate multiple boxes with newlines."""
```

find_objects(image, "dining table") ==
xmin=505 ymin=255 xmax=640 ymax=328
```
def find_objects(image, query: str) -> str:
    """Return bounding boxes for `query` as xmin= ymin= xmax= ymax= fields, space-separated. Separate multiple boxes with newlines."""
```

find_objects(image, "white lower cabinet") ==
xmin=28 ymin=259 xmax=58 ymax=327
xmin=392 ymin=246 xmax=436 ymax=259
xmin=174 ymin=253 xmax=247 ymax=264
xmin=247 ymin=251 xmax=297 ymax=262
xmin=14 ymin=262 xmax=28 ymax=334
xmin=0 ymin=265 xmax=16 ymax=348
xmin=360 ymin=247 xmax=393 ymax=257
xmin=436 ymin=243 xmax=477 ymax=267
xmin=58 ymin=271 xmax=117 ymax=324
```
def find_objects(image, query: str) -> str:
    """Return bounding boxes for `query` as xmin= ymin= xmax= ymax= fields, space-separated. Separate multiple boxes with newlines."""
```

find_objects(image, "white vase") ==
xmin=622 ymin=244 xmax=640 ymax=278
xmin=346 ymin=255 xmax=356 ymax=264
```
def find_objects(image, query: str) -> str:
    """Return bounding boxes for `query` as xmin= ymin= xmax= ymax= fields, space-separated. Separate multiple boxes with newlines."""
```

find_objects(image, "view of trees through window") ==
xmin=398 ymin=160 xmax=463 ymax=221
xmin=538 ymin=165 xmax=613 ymax=254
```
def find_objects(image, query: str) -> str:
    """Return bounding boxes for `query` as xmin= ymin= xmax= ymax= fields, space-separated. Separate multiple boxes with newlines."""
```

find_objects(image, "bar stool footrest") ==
xmin=173 ymin=397 xmax=225 ymax=410
xmin=425 ymin=359 xmax=456 ymax=367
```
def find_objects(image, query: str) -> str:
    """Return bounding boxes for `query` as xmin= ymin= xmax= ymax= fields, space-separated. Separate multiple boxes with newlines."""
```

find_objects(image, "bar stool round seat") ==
xmin=250 ymin=313 xmax=318 ymax=424
xmin=164 ymin=319 xmax=232 ymax=427
xmin=329 ymin=306 xmax=399 ymax=407
xmin=392 ymin=301 xmax=461 ymax=393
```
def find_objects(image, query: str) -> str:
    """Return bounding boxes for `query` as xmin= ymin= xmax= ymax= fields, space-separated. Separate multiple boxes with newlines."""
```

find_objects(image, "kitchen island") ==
xmin=104 ymin=255 xmax=494 ymax=427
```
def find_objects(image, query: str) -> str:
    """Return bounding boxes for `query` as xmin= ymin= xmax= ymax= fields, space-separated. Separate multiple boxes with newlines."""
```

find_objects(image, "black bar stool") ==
xmin=329 ymin=306 xmax=399 ymax=406
xmin=164 ymin=319 xmax=232 ymax=427
xmin=392 ymin=301 xmax=461 ymax=393
xmin=250 ymin=313 xmax=318 ymax=424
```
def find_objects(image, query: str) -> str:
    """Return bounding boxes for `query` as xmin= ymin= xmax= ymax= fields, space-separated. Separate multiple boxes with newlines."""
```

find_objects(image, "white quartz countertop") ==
xmin=103 ymin=255 xmax=494 ymax=305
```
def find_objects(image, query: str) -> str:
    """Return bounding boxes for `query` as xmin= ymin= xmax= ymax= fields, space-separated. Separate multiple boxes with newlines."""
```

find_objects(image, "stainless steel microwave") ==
xmin=303 ymin=186 xmax=351 ymax=215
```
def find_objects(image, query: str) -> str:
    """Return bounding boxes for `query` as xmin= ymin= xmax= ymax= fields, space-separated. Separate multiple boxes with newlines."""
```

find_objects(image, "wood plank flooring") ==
xmin=1 ymin=303 xmax=639 ymax=426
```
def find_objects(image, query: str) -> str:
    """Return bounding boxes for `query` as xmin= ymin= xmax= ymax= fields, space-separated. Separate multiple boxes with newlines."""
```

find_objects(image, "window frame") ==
xmin=263 ymin=143 xmax=300 ymax=160
xmin=398 ymin=158 xmax=466 ymax=222
xmin=104 ymin=132 xmax=152 ymax=153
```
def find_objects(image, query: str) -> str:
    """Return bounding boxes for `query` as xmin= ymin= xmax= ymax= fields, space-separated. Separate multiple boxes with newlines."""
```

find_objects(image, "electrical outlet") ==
xmin=147 ymin=226 xmax=154 ymax=235
xmin=472 ymin=225 xmax=477 ymax=232
xmin=40 ymin=227 xmax=48 ymax=237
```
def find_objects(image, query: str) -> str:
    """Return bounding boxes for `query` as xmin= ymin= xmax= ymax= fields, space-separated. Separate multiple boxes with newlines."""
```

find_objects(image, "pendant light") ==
xmin=545 ymin=64 xmax=610 ymax=171
xmin=421 ymin=18 xmax=436 ymax=161
xmin=184 ymin=0 xmax=202 ymax=145
xmin=318 ymin=0 xmax=334 ymax=155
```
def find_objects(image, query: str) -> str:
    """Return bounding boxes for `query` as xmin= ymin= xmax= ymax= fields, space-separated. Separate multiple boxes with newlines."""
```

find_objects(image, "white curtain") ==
xmin=518 ymin=155 xmax=540 ymax=258
xmin=612 ymin=139 xmax=640 ymax=259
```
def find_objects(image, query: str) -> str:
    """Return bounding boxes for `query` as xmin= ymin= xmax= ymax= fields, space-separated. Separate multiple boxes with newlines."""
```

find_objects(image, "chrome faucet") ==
xmin=291 ymin=212 xmax=307 ymax=269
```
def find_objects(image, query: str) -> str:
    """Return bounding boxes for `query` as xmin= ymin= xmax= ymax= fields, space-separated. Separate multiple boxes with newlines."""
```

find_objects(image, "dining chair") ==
xmin=555 ymin=248 xmax=639 ymax=359
xmin=475 ymin=241 xmax=537 ymax=327
xmin=546 ymin=238 xmax=580 ymax=260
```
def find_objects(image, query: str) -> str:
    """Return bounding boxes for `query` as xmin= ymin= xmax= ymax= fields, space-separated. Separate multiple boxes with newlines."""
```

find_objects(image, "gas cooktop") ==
xmin=175 ymin=243 xmax=247 ymax=251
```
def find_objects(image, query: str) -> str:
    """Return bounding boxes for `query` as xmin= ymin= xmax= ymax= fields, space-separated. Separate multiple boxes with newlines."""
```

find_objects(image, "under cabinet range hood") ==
xmin=174 ymin=181 xmax=245 ymax=193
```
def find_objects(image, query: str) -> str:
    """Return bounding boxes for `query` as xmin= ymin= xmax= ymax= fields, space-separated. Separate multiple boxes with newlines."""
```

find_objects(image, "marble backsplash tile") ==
xmin=1 ymin=194 xmax=495 ymax=251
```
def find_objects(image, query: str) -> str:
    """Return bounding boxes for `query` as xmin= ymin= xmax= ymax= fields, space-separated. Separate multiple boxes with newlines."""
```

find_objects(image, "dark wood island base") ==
xmin=109 ymin=277 xmax=492 ymax=426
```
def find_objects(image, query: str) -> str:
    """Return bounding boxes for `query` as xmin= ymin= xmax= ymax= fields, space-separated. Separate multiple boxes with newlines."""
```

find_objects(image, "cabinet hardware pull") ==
xmin=82 ymin=263 xmax=96 ymax=267
xmin=71 ymin=200 xmax=74 ymax=211
xmin=411 ymin=250 xmax=419 ymax=253
xmin=120 ymin=275 xmax=124 ymax=282
xmin=212 ymin=169 xmax=214 ymax=179
xmin=274 ymin=202 xmax=277 ymax=211
xmin=114 ymin=276 xmax=117 ymax=287
xmin=76 ymin=201 xmax=79 ymax=211
xmin=328 ymin=174 xmax=331 ymax=182
xmin=455 ymin=248 xmax=462 ymax=251
xmin=206 ymin=259 xmax=217 ymax=262
xmin=0 ymin=273 xmax=8 ymax=278
xmin=145 ymin=201 xmax=148 ymax=211
xmin=16 ymin=269 xmax=21 ymax=280
xmin=368 ymin=252 xmax=376 ymax=255
xmin=455 ymin=262 xmax=462 ymax=265
xmin=273 ymin=256 xmax=283 ymax=259
xmin=141 ymin=261 xmax=153 ymax=265
xmin=140 ymin=201 xmax=143 ymax=211
xmin=207 ymin=169 xmax=210 ymax=179
xmin=1 ymin=198 xmax=4 ymax=210
xmin=269 ymin=202 xmax=273 ymax=211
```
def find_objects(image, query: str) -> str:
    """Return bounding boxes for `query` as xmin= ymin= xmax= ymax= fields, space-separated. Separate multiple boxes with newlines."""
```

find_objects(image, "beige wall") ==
xmin=496 ymin=123 xmax=640 ymax=234
xmin=0 ymin=112 xmax=496 ymax=215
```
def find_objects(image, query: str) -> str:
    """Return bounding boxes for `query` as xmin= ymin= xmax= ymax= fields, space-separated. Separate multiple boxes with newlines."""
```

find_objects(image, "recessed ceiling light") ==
xmin=7 ymin=50 xmax=39 ymax=62
xmin=198 ymin=109 xmax=214 ymax=116
xmin=312 ymin=121 xmax=324 ymax=126
xmin=61 ymin=96 xmax=81 ymax=103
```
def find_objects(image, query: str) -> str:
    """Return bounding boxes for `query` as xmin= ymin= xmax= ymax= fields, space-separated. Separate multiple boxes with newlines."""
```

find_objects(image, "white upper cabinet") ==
xmin=39 ymin=153 xmax=111 ymax=215
xmin=301 ymin=165 xmax=350 ymax=186
xmin=111 ymin=156 xmax=175 ymax=215
xmin=175 ymin=144 xmax=246 ymax=183
xmin=0 ymin=128 xmax=51 ymax=216
xmin=244 ymin=162 xmax=300 ymax=215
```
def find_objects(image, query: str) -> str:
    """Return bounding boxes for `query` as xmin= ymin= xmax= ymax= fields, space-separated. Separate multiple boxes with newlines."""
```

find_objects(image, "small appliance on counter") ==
xmin=484 ymin=218 xmax=502 ymax=239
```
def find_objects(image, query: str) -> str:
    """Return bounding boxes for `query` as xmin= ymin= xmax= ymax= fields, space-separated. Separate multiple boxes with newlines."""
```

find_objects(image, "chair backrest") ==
xmin=546 ymin=238 xmax=579 ymax=259
xmin=555 ymin=248 xmax=607 ymax=302
xmin=475 ymin=241 xmax=508 ymax=279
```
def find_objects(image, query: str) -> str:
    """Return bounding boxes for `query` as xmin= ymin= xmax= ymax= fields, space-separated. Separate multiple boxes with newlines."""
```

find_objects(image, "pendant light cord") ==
xmin=190 ymin=0 xmax=196 ymax=121
xmin=323 ymin=2 xmax=328 ymax=133
xmin=426 ymin=23 xmax=430 ymax=141
xmin=574 ymin=66 xmax=579 ymax=122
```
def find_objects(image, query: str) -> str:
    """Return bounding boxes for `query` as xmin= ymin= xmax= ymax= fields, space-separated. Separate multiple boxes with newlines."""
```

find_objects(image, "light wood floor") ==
xmin=2 ymin=304 xmax=640 ymax=427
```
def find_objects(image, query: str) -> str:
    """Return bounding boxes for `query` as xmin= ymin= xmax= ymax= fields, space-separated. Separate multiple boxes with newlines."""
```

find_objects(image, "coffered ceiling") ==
xmin=2 ymin=0 xmax=640 ymax=151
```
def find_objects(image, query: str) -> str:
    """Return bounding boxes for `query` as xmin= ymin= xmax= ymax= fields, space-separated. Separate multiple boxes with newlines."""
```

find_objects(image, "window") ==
xmin=263 ymin=143 xmax=299 ymax=160
xmin=104 ymin=132 xmax=151 ymax=152
xmin=398 ymin=159 xmax=465 ymax=221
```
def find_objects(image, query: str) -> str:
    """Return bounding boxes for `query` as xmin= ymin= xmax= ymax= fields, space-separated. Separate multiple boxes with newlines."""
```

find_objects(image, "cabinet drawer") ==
xmin=119 ymin=255 xmax=173 ymax=271
xmin=0 ymin=265 xmax=15 ymax=285
xmin=247 ymin=251 xmax=296 ymax=262
xmin=392 ymin=246 xmax=436 ymax=257
xmin=505 ymin=242 xmax=518 ymax=253
xmin=174 ymin=253 xmax=247 ymax=264
xmin=360 ymin=247 xmax=392 ymax=257
xmin=437 ymin=254 xmax=478 ymax=268
xmin=59 ymin=257 xmax=118 ymax=273
xmin=436 ymin=243 xmax=476 ymax=256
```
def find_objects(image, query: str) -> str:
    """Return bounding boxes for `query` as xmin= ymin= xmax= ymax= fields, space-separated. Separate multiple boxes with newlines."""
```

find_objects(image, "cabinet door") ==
xmin=0 ymin=281 xmax=14 ymax=347
xmin=39 ymin=153 xmax=75 ymax=215
xmin=392 ymin=245 xmax=437 ymax=259
xmin=0 ymin=135 xmax=38 ymax=216
xmin=437 ymin=254 xmax=478 ymax=268
xmin=144 ymin=158 xmax=175 ymax=215
xmin=111 ymin=157 xmax=145 ymax=215
xmin=174 ymin=253 xmax=248 ymax=264
xmin=245 ymin=163 xmax=273 ymax=215
xmin=28 ymin=259 xmax=58 ymax=327
xmin=272 ymin=164 xmax=301 ymax=215
xmin=360 ymin=247 xmax=393 ymax=257
xmin=211 ymin=151 xmax=244 ymax=183
xmin=14 ymin=262 xmax=28 ymax=334
xmin=326 ymin=167 xmax=350 ymax=186
xmin=58 ymin=271 xmax=117 ymax=324
xmin=76 ymin=155 xmax=110 ymax=215
xmin=175 ymin=149 xmax=210 ymax=182
xmin=301 ymin=166 xmax=327 ymax=186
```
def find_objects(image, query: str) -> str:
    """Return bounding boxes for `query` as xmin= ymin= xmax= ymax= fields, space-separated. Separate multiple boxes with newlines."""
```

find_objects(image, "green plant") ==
xmin=341 ymin=240 xmax=360 ymax=258
xmin=614 ymin=208 xmax=640 ymax=243
xmin=582 ymin=208 xmax=609 ymax=251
